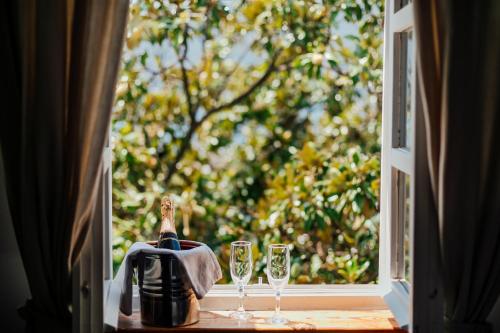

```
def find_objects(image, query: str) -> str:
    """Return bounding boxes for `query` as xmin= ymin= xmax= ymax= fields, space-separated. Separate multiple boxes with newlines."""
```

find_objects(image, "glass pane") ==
xmin=391 ymin=169 xmax=411 ymax=282
xmin=403 ymin=173 xmax=410 ymax=282
xmin=395 ymin=0 xmax=412 ymax=12
xmin=393 ymin=30 xmax=414 ymax=149
xmin=404 ymin=31 xmax=413 ymax=148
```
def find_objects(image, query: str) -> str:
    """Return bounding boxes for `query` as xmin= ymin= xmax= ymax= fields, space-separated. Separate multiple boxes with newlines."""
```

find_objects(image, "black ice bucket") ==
xmin=136 ymin=241 xmax=200 ymax=327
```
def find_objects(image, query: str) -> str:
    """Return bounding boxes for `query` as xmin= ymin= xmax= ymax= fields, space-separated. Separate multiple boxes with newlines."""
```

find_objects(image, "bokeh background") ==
xmin=112 ymin=0 xmax=384 ymax=284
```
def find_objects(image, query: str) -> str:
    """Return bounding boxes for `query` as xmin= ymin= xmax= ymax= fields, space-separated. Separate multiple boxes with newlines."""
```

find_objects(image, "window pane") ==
xmin=403 ymin=173 xmax=410 ymax=282
xmin=404 ymin=31 xmax=413 ymax=148
xmin=391 ymin=169 xmax=411 ymax=281
xmin=112 ymin=1 xmax=385 ymax=285
xmin=393 ymin=30 xmax=414 ymax=149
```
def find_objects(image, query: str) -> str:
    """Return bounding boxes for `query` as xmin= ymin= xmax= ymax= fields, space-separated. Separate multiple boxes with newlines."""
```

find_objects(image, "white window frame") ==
xmin=73 ymin=142 xmax=113 ymax=333
xmin=73 ymin=1 xmax=444 ymax=331
xmin=379 ymin=1 xmax=415 ymax=330
xmin=381 ymin=1 xmax=443 ymax=332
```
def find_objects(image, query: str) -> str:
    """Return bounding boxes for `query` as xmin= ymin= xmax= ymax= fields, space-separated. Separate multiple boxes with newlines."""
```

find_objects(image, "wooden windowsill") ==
xmin=117 ymin=310 xmax=405 ymax=332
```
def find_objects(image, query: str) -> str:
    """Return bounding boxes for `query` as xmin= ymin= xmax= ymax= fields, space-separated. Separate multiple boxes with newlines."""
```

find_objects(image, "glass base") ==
xmin=269 ymin=315 xmax=288 ymax=324
xmin=230 ymin=310 xmax=253 ymax=321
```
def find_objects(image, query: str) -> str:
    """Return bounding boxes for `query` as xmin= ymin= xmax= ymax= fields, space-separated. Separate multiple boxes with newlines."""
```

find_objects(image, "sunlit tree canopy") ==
xmin=113 ymin=0 xmax=384 ymax=283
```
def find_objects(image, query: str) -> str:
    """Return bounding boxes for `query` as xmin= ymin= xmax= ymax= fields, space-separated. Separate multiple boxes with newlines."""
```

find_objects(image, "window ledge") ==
xmin=117 ymin=310 xmax=405 ymax=332
xmin=200 ymin=285 xmax=386 ymax=311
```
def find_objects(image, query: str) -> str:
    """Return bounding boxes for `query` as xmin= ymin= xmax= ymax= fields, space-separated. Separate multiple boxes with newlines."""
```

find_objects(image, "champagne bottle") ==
xmin=158 ymin=196 xmax=181 ymax=250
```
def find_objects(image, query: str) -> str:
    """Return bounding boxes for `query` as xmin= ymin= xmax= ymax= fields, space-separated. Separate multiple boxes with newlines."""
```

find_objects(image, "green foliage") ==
xmin=112 ymin=0 xmax=384 ymax=284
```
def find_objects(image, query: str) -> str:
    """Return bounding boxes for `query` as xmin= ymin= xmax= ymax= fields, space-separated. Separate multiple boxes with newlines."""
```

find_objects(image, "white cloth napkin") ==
xmin=116 ymin=240 xmax=222 ymax=316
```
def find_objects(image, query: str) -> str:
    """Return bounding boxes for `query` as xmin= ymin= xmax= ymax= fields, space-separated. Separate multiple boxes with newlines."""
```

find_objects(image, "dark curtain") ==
xmin=414 ymin=0 xmax=500 ymax=332
xmin=0 ymin=0 xmax=129 ymax=331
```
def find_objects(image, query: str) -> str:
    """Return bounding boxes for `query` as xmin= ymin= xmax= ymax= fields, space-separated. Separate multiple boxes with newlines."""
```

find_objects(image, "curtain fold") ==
xmin=413 ymin=0 xmax=444 ymax=199
xmin=0 ymin=0 xmax=129 ymax=331
xmin=414 ymin=0 xmax=500 ymax=332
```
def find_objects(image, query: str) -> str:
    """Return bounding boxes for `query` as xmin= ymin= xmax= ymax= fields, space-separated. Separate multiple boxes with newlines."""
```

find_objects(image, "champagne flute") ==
xmin=230 ymin=241 xmax=253 ymax=320
xmin=267 ymin=244 xmax=290 ymax=324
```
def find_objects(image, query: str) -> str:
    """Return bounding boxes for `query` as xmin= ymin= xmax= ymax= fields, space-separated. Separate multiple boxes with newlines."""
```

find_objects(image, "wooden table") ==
xmin=118 ymin=310 xmax=405 ymax=332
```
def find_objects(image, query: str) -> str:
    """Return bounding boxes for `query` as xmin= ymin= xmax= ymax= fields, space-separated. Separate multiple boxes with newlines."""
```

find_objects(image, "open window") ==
xmin=379 ymin=0 xmax=416 ymax=328
xmin=75 ymin=1 xmax=425 ymax=332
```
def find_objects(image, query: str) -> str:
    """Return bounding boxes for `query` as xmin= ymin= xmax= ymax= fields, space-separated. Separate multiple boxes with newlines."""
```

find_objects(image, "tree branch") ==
xmin=180 ymin=64 xmax=194 ymax=120
xmin=164 ymin=121 xmax=200 ymax=187
xmin=200 ymin=51 xmax=282 ymax=123
xmin=210 ymin=37 xmax=260 ymax=103
xmin=177 ymin=26 xmax=195 ymax=121
xmin=163 ymin=26 xmax=198 ymax=187
xmin=164 ymin=51 xmax=284 ymax=187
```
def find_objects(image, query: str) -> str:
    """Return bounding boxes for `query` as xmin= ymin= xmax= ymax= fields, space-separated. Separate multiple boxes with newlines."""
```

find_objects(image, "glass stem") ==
xmin=275 ymin=290 xmax=281 ymax=317
xmin=238 ymin=284 xmax=245 ymax=312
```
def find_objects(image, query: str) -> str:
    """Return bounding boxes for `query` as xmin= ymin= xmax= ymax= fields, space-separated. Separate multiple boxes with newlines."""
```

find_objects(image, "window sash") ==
xmin=74 ymin=141 xmax=113 ymax=333
xmin=379 ymin=0 xmax=416 ymax=329
xmin=380 ymin=0 xmax=415 ymax=283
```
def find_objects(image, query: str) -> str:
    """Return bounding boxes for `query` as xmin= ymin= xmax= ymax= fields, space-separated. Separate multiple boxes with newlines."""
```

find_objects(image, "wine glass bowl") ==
xmin=230 ymin=241 xmax=252 ymax=285
xmin=267 ymin=244 xmax=290 ymax=324
xmin=230 ymin=241 xmax=253 ymax=320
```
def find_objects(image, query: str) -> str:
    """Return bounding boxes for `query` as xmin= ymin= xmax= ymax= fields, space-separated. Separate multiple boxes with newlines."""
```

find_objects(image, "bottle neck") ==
xmin=159 ymin=216 xmax=177 ymax=235
xmin=158 ymin=217 xmax=180 ymax=249
xmin=158 ymin=196 xmax=180 ymax=250
xmin=160 ymin=197 xmax=177 ymax=235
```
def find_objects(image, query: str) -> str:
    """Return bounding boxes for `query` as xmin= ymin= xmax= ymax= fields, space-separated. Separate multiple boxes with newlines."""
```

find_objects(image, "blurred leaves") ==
xmin=112 ymin=0 xmax=384 ymax=284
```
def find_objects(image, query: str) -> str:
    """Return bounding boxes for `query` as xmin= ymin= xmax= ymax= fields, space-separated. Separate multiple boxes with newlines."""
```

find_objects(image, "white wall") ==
xmin=0 ymin=153 xmax=30 ymax=333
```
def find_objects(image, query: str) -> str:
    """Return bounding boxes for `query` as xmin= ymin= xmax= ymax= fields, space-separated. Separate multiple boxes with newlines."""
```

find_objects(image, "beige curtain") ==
xmin=0 ymin=0 xmax=129 ymax=331
xmin=414 ymin=1 xmax=500 ymax=332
